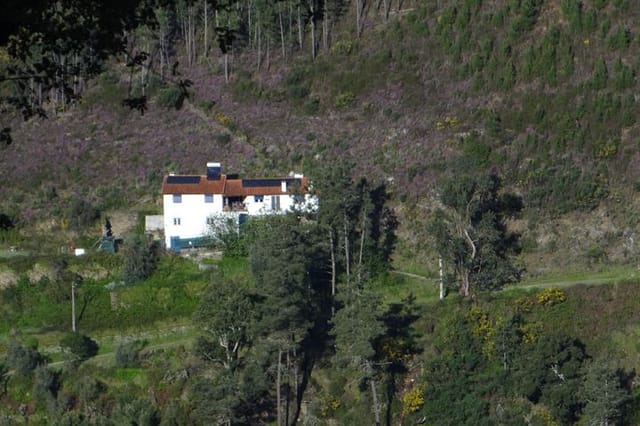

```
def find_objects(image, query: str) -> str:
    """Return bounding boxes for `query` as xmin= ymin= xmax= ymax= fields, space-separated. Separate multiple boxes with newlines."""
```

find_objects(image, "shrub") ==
xmin=285 ymin=67 xmax=310 ymax=100
xmin=215 ymin=132 xmax=232 ymax=146
xmin=155 ymin=85 xmax=184 ymax=109
xmin=334 ymin=92 xmax=355 ymax=109
xmin=613 ymin=59 xmax=635 ymax=90
xmin=484 ymin=109 xmax=502 ymax=136
xmin=122 ymin=235 xmax=159 ymax=285
xmin=66 ymin=197 xmax=101 ymax=231
xmin=593 ymin=0 xmax=607 ymax=8
xmin=402 ymin=386 xmax=425 ymax=413
xmin=607 ymin=26 xmax=631 ymax=50
xmin=536 ymin=287 xmax=566 ymax=307
xmin=60 ymin=333 xmax=99 ymax=362
xmin=6 ymin=341 xmax=46 ymax=376
xmin=33 ymin=365 xmax=60 ymax=413
xmin=115 ymin=340 xmax=146 ymax=368
xmin=304 ymin=96 xmax=320 ymax=115
xmin=0 ymin=213 xmax=13 ymax=231
xmin=213 ymin=110 xmax=236 ymax=131
xmin=232 ymin=71 xmax=262 ymax=101
xmin=331 ymin=40 xmax=354 ymax=56
xmin=462 ymin=139 xmax=491 ymax=170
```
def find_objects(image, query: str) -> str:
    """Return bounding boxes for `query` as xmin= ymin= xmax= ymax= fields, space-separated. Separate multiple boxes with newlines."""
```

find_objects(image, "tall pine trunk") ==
xmin=279 ymin=3 xmax=286 ymax=59
xmin=203 ymin=1 xmax=208 ymax=58
xmin=297 ymin=5 xmax=303 ymax=50
xmin=310 ymin=2 xmax=317 ymax=59
xmin=277 ymin=349 xmax=282 ymax=426
xmin=329 ymin=229 xmax=337 ymax=316
xmin=370 ymin=374 xmax=381 ymax=426
xmin=344 ymin=212 xmax=350 ymax=279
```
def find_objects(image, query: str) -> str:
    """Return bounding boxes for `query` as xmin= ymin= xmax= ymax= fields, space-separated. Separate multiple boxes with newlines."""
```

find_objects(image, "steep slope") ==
xmin=2 ymin=0 xmax=640 ymax=272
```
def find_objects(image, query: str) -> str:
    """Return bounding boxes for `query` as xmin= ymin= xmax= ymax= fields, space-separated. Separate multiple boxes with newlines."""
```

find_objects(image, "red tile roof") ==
xmin=161 ymin=174 xmax=309 ymax=196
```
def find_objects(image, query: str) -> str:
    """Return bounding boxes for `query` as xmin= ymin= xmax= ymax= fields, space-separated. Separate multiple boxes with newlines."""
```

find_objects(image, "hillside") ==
xmin=2 ymin=1 xmax=640 ymax=273
xmin=3 ymin=2 xmax=640 ymax=424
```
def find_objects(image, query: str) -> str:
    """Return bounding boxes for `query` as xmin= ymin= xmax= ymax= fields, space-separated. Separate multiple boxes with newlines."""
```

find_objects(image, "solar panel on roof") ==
xmin=167 ymin=175 xmax=201 ymax=184
xmin=242 ymin=179 xmax=281 ymax=187
xmin=242 ymin=178 xmax=301 ymax=187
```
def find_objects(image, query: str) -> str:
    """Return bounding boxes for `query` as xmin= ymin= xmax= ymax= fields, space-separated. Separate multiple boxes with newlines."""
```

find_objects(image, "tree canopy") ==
xmin=430 ymin=173 xmax=523 ymax=297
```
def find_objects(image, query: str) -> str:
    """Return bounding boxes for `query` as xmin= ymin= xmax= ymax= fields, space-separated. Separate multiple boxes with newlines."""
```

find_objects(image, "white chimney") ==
xmin=281 ymin=180 xmax=287 ymax=193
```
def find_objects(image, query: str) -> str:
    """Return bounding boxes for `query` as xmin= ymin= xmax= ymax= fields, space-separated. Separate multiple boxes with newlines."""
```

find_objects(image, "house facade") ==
xmin=161 ymin=162 xmax=316 ymax=250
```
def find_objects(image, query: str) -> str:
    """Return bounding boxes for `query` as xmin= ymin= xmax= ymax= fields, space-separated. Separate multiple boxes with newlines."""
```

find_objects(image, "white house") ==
xmin=161 ymin=162 xmax=316 ymax=250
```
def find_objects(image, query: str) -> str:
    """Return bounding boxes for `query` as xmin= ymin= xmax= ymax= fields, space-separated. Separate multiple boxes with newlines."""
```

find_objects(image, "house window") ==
xmin=254 ymin=195 xmax=264 ymax=202
xmin=271 ymin=195 xmax=280 ymax=211
xmin=206 ymin=217 xmax=215 ymax=225
xmin=173 ymin=218 xmax=181 ymax=225
xmin=173 ymin=194 xmax=182 ymax=203
xmin=293 ymin=194 xmax=305 ymax=204
xmin=204 ymin=194 xmax=214 ymax=203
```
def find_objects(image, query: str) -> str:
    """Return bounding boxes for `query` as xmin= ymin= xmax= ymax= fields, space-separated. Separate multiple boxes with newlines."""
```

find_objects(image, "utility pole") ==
xmin=71 ymin=281 xmax=77 ymax=332
xmin=439 ymin=256 xmax=445 ymax=300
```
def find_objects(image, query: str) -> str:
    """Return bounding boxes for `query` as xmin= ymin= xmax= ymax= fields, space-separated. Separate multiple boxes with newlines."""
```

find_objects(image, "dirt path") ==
xmin=392 ymin=269 xmax=637 ymax=291
xmin=512 ymin=277 xmax=617 ymax=290
xmin=49 ymin=336 xmax=195 ymax=368
xmin=391 ymin=270 xmax=436 ymax=282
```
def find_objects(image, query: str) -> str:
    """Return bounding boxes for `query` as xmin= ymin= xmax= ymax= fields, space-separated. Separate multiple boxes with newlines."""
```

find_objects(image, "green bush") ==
xmin=122 ymin=235 xmax=159 ymax=286
xmin=583 ymin=9 xmax=598 ymax=33
xmin=285 ymin=66 xmax=310 ymax=101
xmin=607 ymin=26 xmax=631 ymax=50
xmin=65 ymin=197 xmax=101 ymax=231
xmin=33 ymin=365 xmax=60 ymax=413
xmin=334 ymin=92 xmax=355 ymax=109
xmin=60 ymin=333 xmax=99 ymax=362
xmin=561 ymin=0 xmax=583 ymax=33
xmin=591 ymin=59 xmax=609 ymax=89
xmin=613 ymin=59 xmax=635 ymax=90
xmin=115 ymin=340 xmax=146 ymax=368
xmin=6 ymin=341 xmax=46 ymax=376
xmin=461 ymin=138 xmax=491 ymax=170
xmin=155 ymin=85 xmax=184 ymax=109
xmin=593 ymin=0 xmax=607 ymax=8
xmin=215 ymin=132 xmax=232 ymax=146
xmin=484 ymin=109 xmax=502 ymax=136
xmin=232 ymin=71 xmax=262 ymax=101
xmin=525 ymin=166 xmax=608 ymax=214
xmin=304 ymin=96 xmax=320 ymax=115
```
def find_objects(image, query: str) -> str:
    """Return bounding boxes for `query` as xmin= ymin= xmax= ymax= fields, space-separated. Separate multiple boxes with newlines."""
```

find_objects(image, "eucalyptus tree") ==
xmin=193 ymin=274 xmax=256 ymax=372
xmin=430 ymin=173 xmax=522 ymax=297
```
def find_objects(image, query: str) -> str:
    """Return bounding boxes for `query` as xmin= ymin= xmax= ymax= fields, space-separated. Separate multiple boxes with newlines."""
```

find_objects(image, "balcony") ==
xmin=223 ymin=202 xmax=247 ymax=212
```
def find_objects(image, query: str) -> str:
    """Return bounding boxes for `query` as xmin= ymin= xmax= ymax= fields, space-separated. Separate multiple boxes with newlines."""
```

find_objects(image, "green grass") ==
xmin=113 ymin=367 xmax=146 ymax=383
xmin=373 ymin=272 xmax=440 ymax=306
xmin=213 ymin=256 xmax=253 ymax=283
xmin=513 ymin=265 xmax=640 ymax=289
xmin=0 ymin=248 xmax=28 ymax=259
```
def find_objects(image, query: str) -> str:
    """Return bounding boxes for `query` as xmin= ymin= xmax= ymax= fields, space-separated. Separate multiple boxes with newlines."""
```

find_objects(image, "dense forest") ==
xmin=2 ymin=0 xmax=640 ymax=424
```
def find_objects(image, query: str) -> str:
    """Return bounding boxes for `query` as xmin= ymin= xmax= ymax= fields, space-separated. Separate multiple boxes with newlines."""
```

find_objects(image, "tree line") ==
xmin=0 ymin=0 xmax=417 ymax=136
xmin=193 ymin=162 xmax=402 ymax=424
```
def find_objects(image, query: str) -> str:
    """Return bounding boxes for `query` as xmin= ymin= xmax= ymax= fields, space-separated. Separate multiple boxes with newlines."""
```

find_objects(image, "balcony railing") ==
xmin=223 ymin=202 xmax=247 ymax=212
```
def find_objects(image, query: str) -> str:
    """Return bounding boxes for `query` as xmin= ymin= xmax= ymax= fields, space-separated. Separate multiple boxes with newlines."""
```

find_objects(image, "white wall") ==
xmin=163 ymin=193 xmax=224 ymax=248
xmin=163 ymin=192 xmax=318 ymax=249
xmin=243 ymin=194 xmax=318 ymax=216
